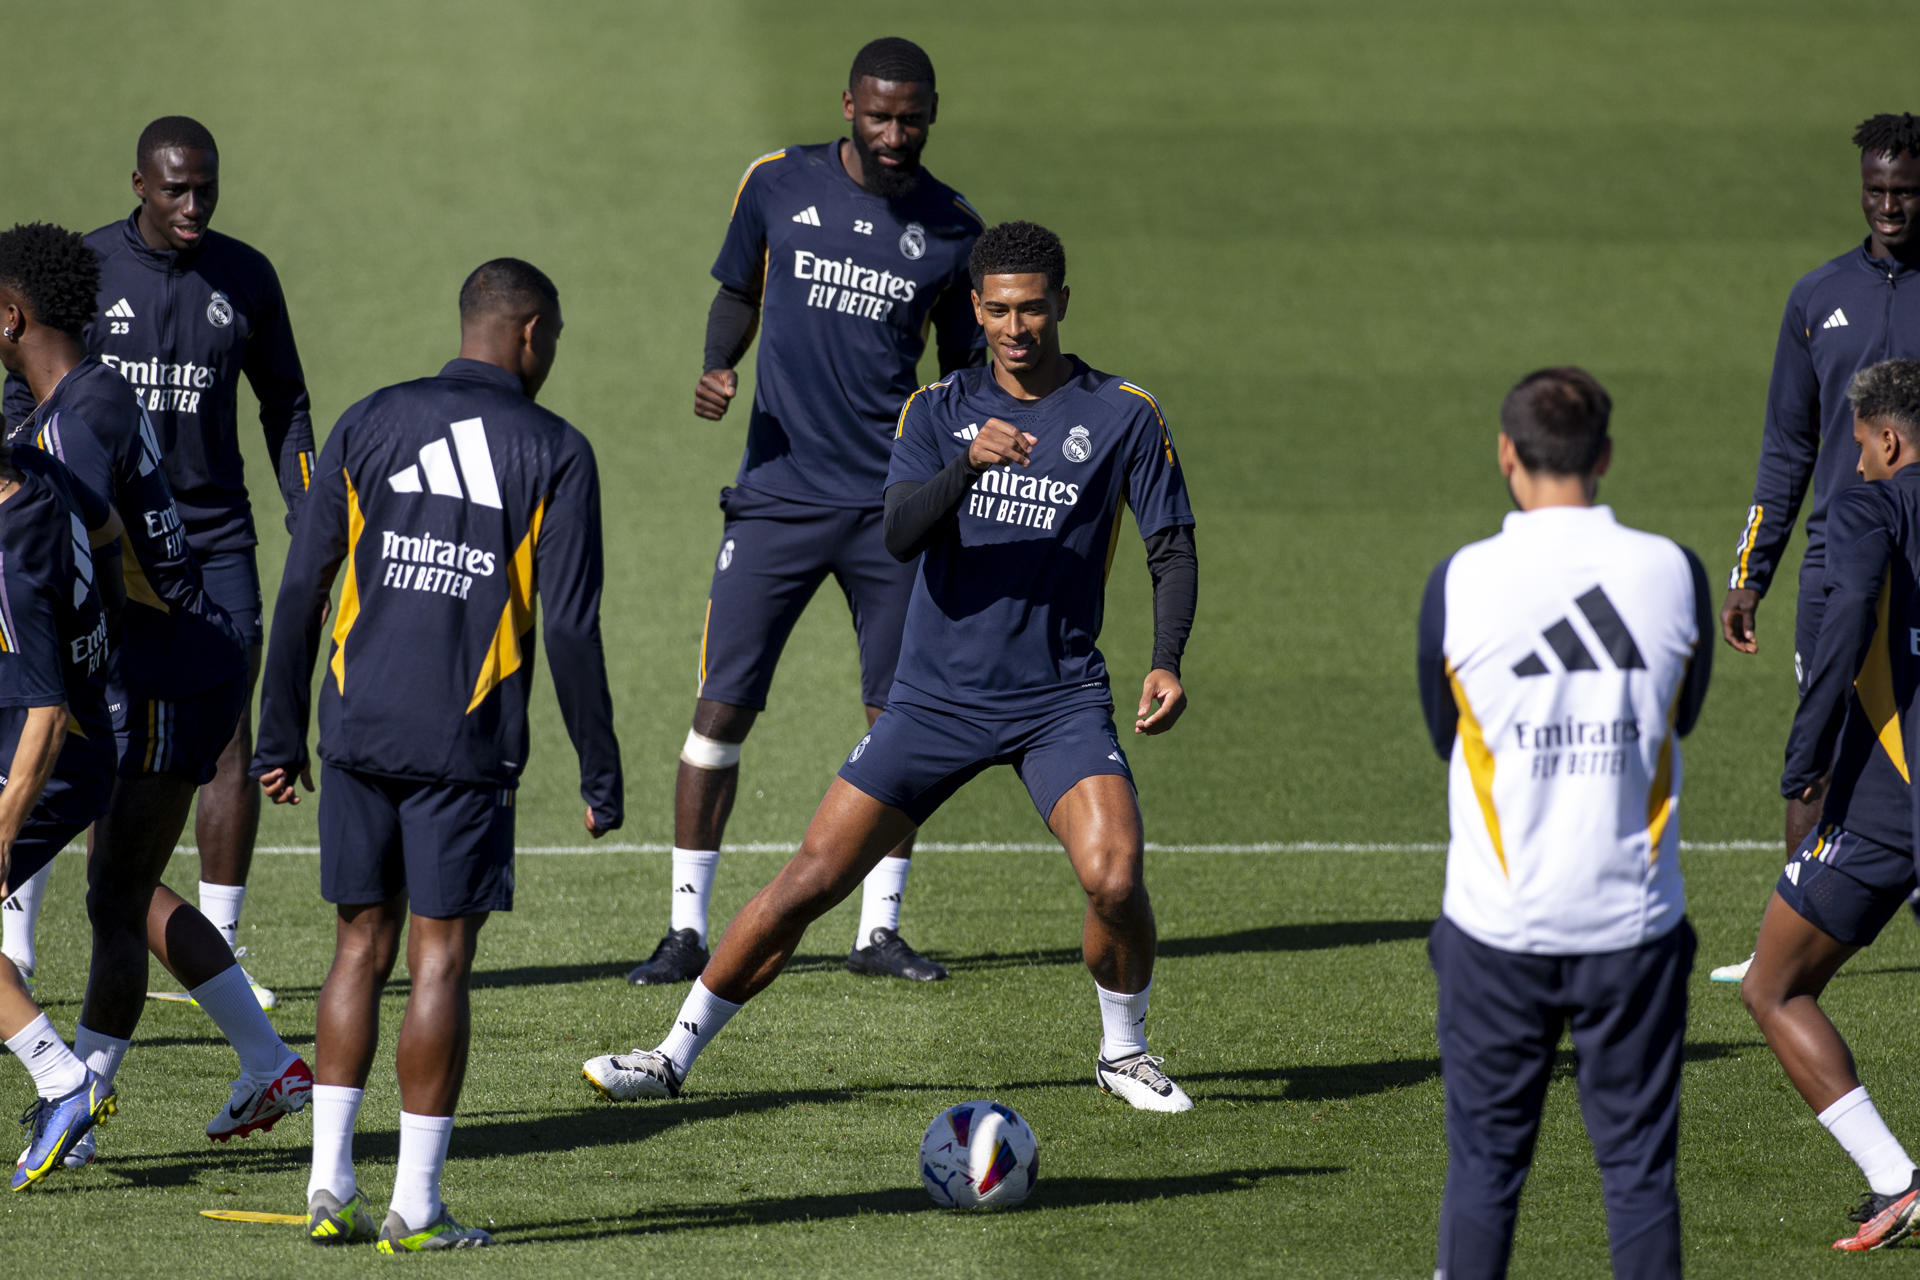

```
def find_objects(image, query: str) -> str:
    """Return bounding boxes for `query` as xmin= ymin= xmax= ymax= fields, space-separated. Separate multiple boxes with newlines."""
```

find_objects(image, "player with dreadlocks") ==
xmin=1713 ymin=112 xmax=1920 ymax=985
xmin=0 ymin=221 xmax=311 ymax=1169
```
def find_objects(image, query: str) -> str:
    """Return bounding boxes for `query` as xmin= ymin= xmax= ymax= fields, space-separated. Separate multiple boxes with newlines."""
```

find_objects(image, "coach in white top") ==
xmin=1417 ymin=367 xmax=1713 ymax=1280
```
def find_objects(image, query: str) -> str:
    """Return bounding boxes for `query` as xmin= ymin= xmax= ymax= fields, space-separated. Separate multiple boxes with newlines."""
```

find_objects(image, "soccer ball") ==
xmin=918 ymin=1100 xmax=1038 ymax=1210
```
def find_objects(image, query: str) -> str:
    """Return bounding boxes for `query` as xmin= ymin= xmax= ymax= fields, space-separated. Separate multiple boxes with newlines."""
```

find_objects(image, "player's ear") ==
xmin=1591 ymin=437 xmax=1612 ymax=479
xmin=928 ymin=91 xmax=939 ymax=126
xmin=1055 ymin=284 xmax=1070 ymax=322
xmin=131 ymin=167 xmax=146 ymax=201
xmin=1496 ymin=432 xmax=1519 ymax=478
xmin=842 ymin=89 xmax=856 ymax=122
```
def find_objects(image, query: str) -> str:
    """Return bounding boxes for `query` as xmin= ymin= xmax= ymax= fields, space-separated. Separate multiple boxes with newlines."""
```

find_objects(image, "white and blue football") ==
xmin=918 ymin=1100 xmax=1038 ymax=1210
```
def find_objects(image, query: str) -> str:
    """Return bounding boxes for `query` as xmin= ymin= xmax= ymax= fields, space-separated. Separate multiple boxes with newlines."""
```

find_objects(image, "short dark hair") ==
xmin=458 ymin=258 xmax=558 ymax=325
xmin=0 ymin=222 xmax=102 ymax=338
xmin=850 ymin=37 xmax=934 ymax=91
xmin=969 ymin=220 xmax=1066 ymax=292
xmin=137 ymin=115 xmax=218 ymax=167
xmin=1847 ymin=359 xmax=1920 ymax=442
xmin=1500 ymin=367 xmax=1613 ymax=476
xmin=1854 ymin=114 xmax=1920 ymax=159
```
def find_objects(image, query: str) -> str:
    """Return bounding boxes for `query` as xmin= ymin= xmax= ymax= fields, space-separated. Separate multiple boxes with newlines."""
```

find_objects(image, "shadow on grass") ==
xmin=493 ymin=1163 xmax=1339 ymax=1243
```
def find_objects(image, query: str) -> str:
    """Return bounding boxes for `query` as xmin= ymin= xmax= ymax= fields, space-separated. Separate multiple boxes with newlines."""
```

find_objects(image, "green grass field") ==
xmin=6 ymin=1 xmax=1920 ymax=1274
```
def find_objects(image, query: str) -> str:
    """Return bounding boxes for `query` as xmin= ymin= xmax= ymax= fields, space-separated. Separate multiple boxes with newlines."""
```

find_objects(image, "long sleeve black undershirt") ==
xmin=702 ymin=284 xmax=760 ymax=371
xmin=884 ymin=468 xmax=1198 ymax=676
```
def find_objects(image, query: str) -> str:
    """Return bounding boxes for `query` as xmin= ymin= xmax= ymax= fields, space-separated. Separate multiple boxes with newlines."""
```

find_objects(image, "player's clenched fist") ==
xmin=967 ymin=416 xmax=1037 ymax=471
xmin=695 ymin=369 xmax=739 ymax=420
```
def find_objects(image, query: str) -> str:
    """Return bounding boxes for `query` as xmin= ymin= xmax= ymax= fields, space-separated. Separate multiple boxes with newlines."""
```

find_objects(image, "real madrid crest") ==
xmin=717 ymin=538 xmax=735 ymax=572
xmin=849 ymin=733 xmax=872 ymax=763
xmin=1062 ymin=425 xmax=1092 ymax=463
xmin=206 ymin=291 xmax=234 ymax=328
xmin=898 ymin=222 xmax=926 ymax=261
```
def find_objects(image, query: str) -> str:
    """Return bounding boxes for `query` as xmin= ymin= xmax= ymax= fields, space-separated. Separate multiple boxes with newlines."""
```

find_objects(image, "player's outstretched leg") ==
xmin=377 ymin=912 xmax=493 ymax=1253
xmin=147 ymin=884 xmax=310 ymax=1141
xmin=587 ymin=780 xmax=914 ymax=1100
xmin=845 ymin=704 xmax=946 ymax=982
xmin=627 ymin=701 xmax=757 ymax=986
xmin=1050 ymin=774 xmax=1190 ymax=1113
xmin=1742 ymin=890 xmax=1920 ymax=1250
xmin=308 ymin=898 xmax=403 ymax=1246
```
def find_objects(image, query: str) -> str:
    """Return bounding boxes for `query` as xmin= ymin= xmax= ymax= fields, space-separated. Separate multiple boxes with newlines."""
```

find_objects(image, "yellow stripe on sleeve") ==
xmin=1734 ymin=505 xmax=1763 ymax=589
xmin=731 ymin=150 xmax=787 ymax=216
xmin=1445 ymin=663 xmax=1507 ymax=877
xmin=329 ymin=471 xmax=365 ymax=695
xmin=895 ymin=380 xmax=950 ymax=439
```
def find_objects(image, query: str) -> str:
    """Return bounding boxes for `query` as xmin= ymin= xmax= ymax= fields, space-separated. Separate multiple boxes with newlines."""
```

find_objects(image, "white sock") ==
xmin=197 ymin=881 xmax=247 ymax=953
xmin=6 ymin=1014 xmax=88 ymax=1099
xmin=1096 ymin=980 xmax=1152 ymax=1060
xmin=390 ymin=1111 xmax=455 ymax=1229
xmin=854 ymin=856 xmax=910 ymax=948
xmin=2 ymin=862 xmax=52 ymax=975
xmin=656 ymin=978 xmax=743 ymax=1080
xmin=306 ymin=1084 xmax=365 ymax=1202
xmin=669 ymin=848 xmax=721 ymax=943
xmin=1820 ymin=1085 xmax=1918 ymax=1196
xmin=188 ymin=963 xmax=289 ymax=1079
xmin=73 ymin=1025 xmax=131 ymax=1087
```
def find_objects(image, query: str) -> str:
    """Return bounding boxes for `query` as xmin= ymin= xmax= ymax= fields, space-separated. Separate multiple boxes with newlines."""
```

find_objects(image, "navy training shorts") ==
xmin=696 ymin=486 xmax=914 ymax=711
xmin=837 ymin=699 xmax=1133 ymax=826
xmin=317 ymin=762 xmax=517 ymax=919
xmin=1775 ymin=823 xmax=1915 ymax=947
xmin=113 ymin=669 xmax=248 ymax=785
xmin=198 ymin=548 xmax=264 ymax=648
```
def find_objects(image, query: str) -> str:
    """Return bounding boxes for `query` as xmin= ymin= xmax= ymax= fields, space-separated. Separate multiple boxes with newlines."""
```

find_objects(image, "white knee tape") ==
xmin=681 ymin=729 xmax=742 ymax=770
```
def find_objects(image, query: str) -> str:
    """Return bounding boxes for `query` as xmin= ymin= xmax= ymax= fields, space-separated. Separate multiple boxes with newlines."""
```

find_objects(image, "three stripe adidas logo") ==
xmin=952 ymin=423 xmax=980 ymax=442
xmin=791 ymin=206 xmax=822 ymax=226
xmin=1512 ymin=586 xmax=1644 ymax=677
xmin=388 ymin=417 xmax=502 ymax=507
xmin=1822 ymin=308 xmax=1849 ymax=330
xmin=105 ymin=298 xmax=136 ymax=320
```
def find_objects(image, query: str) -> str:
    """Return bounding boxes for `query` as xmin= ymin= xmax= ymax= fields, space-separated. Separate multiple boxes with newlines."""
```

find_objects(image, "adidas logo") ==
xmin=105 ymin=298 xmax=135 ymax=320
xmin=388 ymin=417 xmax=501 ymax=507
xmin=1822 ymin=308 xmax=1849 ymax=330
xmin=883 ymin=892 xmax=902 ymax=903
xmin=2 ymin=897 xmax=20 ymax=911
xmin=791 ymin=206 xmax=822 ymax=226
xmin=680 ymin=1021 xmax=699 ymax=1036
xmin=674 ymin=882 xmax=697 ymax=894
xmin=1107 ymin=751 xmax=1124 ymax=763
xmin=952 ymin=423 xmax=980 ymax=442
xmin=1512 ymin=586 xmax=1645 ymax=678
xmin=1785 ymin=862 xmax=1801 ymax=885
xmin=29 ymin=1040 xmax=51 ymax=1059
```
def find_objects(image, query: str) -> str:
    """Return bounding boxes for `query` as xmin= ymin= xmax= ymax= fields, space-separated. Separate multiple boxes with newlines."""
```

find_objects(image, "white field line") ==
xmin=227 ymin=839 xmax=1782 ymax=856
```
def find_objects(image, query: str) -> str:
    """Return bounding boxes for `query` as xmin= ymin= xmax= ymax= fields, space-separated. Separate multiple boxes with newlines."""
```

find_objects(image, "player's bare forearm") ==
xmin=0 ymin=705 xmax=66 ymax=849
xmin=1135 ymin=669 xmax=1186 ymax=735
xmin=1720 ymin=586 xmax=1760 ymax=653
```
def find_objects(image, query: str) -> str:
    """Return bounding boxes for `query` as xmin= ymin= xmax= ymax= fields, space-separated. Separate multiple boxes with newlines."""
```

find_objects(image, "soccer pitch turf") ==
xmin=6 ymin=0 xmax=1920 ymax=1274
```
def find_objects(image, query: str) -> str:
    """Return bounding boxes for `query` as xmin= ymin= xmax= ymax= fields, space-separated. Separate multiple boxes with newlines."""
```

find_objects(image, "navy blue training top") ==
xmin=0 ymin=450 xmax=117 ymax=820
xmin=254 ymin=359 xmax=623 ymax=828
xmin=9 ymin=361 xmax=244 ymax=699
xmin=712 ymin=142 xmax=984 ymax=509
xmin=1782 ymin=465 xmax=1920 ymax=852
xmin=885 ymin=358 xmax=1195 ymax=718
xmin=1731 ymin=241 xmax=1920 ymax=596
xmin=3 ymin=211 xmax=317 ymax=555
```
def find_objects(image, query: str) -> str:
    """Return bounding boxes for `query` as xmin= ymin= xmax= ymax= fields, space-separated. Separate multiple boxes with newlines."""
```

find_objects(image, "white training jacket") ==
xmin=1417 ymin=505 xmax=1712 ymax=955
